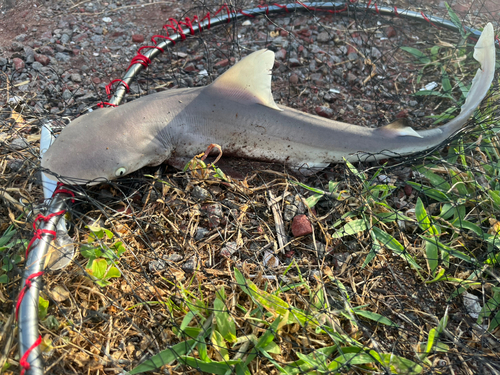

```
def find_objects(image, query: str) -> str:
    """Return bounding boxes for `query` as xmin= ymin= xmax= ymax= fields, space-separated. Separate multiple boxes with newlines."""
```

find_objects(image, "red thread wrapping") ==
xmin=16 ymin=272 xmax=44 ymax=321
xmin=25 ymin=229 xmax=56 ymax=259
xmin=52 ymin=182 xmax=75 ymax=202
xmin=19 ymin=335 xmax=42 ymax=375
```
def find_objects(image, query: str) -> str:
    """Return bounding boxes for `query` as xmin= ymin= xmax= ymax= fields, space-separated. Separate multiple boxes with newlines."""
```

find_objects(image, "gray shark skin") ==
xmin=41 ymin=23 xmax=496 ymax=185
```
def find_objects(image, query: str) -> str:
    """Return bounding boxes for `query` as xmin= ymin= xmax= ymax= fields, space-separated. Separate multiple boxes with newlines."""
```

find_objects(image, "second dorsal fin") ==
xmin=377 ymin=119 xmax=423 ymax=138
xmin=207 ymin=49 xmax=282 ymax=111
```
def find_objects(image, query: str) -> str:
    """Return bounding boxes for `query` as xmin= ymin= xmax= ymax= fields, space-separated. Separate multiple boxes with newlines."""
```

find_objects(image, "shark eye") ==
xmin=115 ymin=167 xmax=127 ymax=177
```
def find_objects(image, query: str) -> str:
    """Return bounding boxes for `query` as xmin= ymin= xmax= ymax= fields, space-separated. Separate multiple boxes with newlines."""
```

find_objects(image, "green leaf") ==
xmin=290 ymin=180 xmax=325 ymax=195
xmin=180 ymin=357 xmax=242 ymax=375
xmin=305 ymin=194 xmax=323 ymax=208
xmin=445 ymin=2 xmax=465 ymax=38
xmin=400 ymin=47 xmax=431 ymax=64
xmin=105 ymin=266 xmax=121 ymax=279
xmin=332 ymin=218 xmax=368 ymax=239
xmin=328 ymin=352 xmax=377 ymax=371
xmin=406 ymin=182 xmax=450 ymax=202
xmin=329 ymin=181 xmax=340 ymax=193
xmin=0 ymin=226 xmax=16 ymax=247
xmin=262 ymin=341 xmax=281 ymax=354
xmin=420 ymin=236 xmax=473 ymax=263
xmin=371 ymin=227 xmax=421 ymax=269
xmin=353 ymin=309 xmax=399 ymax=327
xmin=214 ymin=298 xmax=237 ymax=343
xmin=284 ymin=346 xmax=339 ymax=374
xmin=129 ymin=340 xmax=197 ymax=374
xmin=211 ymin=330 xmax=229 ymax=361
xmin=425 ymin=241 xmax=439 ymax=275
xmin=80 ymin=245 xmax=102 ymax=259
xmin=415 ymin=197 xmax=439 ymax=236
xmin=0 ymin=274 xmax=8 ymax=283
xmin=38 ymin=296 xmax=49 ymax=320
xmin=90 ymin=259 xmax=107 ymax=280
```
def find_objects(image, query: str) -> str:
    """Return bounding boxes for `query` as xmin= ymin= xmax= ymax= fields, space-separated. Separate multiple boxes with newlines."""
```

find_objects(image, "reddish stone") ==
xmin=275 ymin=48 xmax=286 ymax=60
xmin=12 ymin=58 xmax=25 ymax=72
xmin=386 ymin=26 xmax=397 ymax=38
xmin=289 ymin=74 xmax=299 ymax=84
xmin=35 ymin=53 xmax=50 ymax=66
xmin=92 ymin=77 xmax=101 ymax=84
xmin=112 ymin=31 xmax=125 ymax=37
xmin=347 ymin=45 xmax=356 ymax=55
xmin=404 ymin=185 xmax=412 ymax=196
xmin=298 ymin=45 xmax=304 ymax=53
xmin=183 ymin=63 xmax=197 ymax=72
xmin=280 ymin=29 xmax=289 ymax=37
xmin=396 ymin=110 xmax=408 ymax=118
xmin=73 ymin=49 xmax=80 ymax=56
xmin=315 ymin=106 xmax=334 ymax=119
xmin=215 ymin=59 xmax=229 ymax=67
xmin=291 ymin=215 xmax=312 ymax=237
xmin=132 ymin=34 xmax=144 ymax=43
xmin=40 ymin=46 xmax=54 ymax=55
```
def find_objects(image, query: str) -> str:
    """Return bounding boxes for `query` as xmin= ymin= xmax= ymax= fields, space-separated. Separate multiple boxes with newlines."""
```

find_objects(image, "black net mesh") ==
xmin=1 ymin=0 xmax=500 ymax=374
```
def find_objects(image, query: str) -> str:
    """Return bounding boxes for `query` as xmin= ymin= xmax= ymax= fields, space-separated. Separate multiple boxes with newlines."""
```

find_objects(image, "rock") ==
xmin=288 ymin=58 xmax=301 ymax=67
xmin=215 ymin=59 xmax=229 ymax=67
xmin=132 ymin=34 xmax=144 ymax=43
xmin=315 ymin=106 xmax=334 ymax=119
xmin=39 ymin=46 xmax=54 ymax=56
xmin=191 ymin=186 xmax=211 ymax=201
xmin=24 ymin=46 xmax=35 ymax=63
xmin=11 ymin=41 xmax=24 ymax=52
xmin=371 ymin=47 xmax=382 ymax=59
xmin=168 ymin=253 xmax=183 ymax=262
xmin=284 ymin=203 xmax=297 ymax=221
xmin=347 ymin=72 xmax=357 ymax=83
xmin=10 ymin=137 xmax=28 ymax=150
xmin=221 ymin=242 xmax=238 ymax=258
xmin=91 ymin=35 xmax=103 ymax=43
xmin=317 ymin=31 xmax=330 ymax=43
xmin=35 ymin=54 xmax=50 ymax=66
xmin=60 ymin=34 xmax=71 ymax=44
xmin=148 ymin=259 xmax=166 ymax=272
xmin=386 ymin=26 xmax=397 ymax=38
xmin=182 ymin=256 xmax=196 ymax=272
xmin=55 ymin=52 xmax=70 ymax=62
xmin=0 ymin=57 xmax=7 ymax=66
xmin=62 ymin=89 xmax=72 ymax=100
xmin=15 ymin=33 xmax=28 ymax=42
xmin=275 ymin=48 xmax=286 ymax=60
xmin=70 ymin=73 xmax=82 ymax=82
xmin=291 ymin=214 xmax=312 ymax=237
xmin=7 ymin=158 xmax=24 ymax=172
xmin=194 ymin=227 xmax=209 ymax=241
xmin=289 ymin=73 xmax=299 ymax=84
xmin=32 ymin=61 xmax=43 ymax=71
xmin=12 ymin=58 xmax=25 ymax=72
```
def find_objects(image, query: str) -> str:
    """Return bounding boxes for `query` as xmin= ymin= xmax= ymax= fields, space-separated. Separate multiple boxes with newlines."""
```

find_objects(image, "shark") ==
xmin=41 ymin=23 xmax=496 ymax=185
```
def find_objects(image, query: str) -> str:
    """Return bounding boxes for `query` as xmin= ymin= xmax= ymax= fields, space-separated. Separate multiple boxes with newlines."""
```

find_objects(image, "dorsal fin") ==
xmin=377 ymin=119 xmax=423 ymax=138
xmin=208 ymin=49 xmax=282 ymax=111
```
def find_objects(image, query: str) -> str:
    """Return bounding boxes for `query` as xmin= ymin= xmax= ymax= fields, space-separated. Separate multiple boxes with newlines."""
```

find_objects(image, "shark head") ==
xmin=41 ymin=107 xmax=166 ymax=185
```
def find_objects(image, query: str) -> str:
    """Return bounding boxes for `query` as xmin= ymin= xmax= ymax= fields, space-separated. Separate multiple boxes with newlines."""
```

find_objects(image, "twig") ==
xmin=266 ymin=191 xmax=289 ymax=254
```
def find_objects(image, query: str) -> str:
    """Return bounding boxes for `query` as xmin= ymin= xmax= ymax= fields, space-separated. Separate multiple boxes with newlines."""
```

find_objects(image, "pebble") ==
xmin=148 ymin=259 xmax=166 ymax=272
xmin=132 ymin=34 xmax=145 ymax=43
xmin=10 ymin=137 xmax=29 ymax=150
xmin=317 ymin=31 xmax=331 ymax=43
xmin=191 ymin=185 xmax=211 ymax=201
xmin=71 ymin=73 xmax=82 ymax=82
xmin=55 ymin=52 xmax=70 ymax=62
xmin=11 ymin=41 xmax=24 ymax=52
xmin=168 ymin=253 xmax=183 ymax=262
xmin=291 ymin=214 xmax=313 ymax=237
xmin=194 ymin=227 xmax=209 ymax=241
xmin=34 ymin=54 xmax=50 ymax=66
xmin=315 ymin=106 xmax=334 ymax=119
xmin=12 ymin=58 xmax=25 ymax=72
xmin=386 ymin=26 xmax=397 ymax=38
